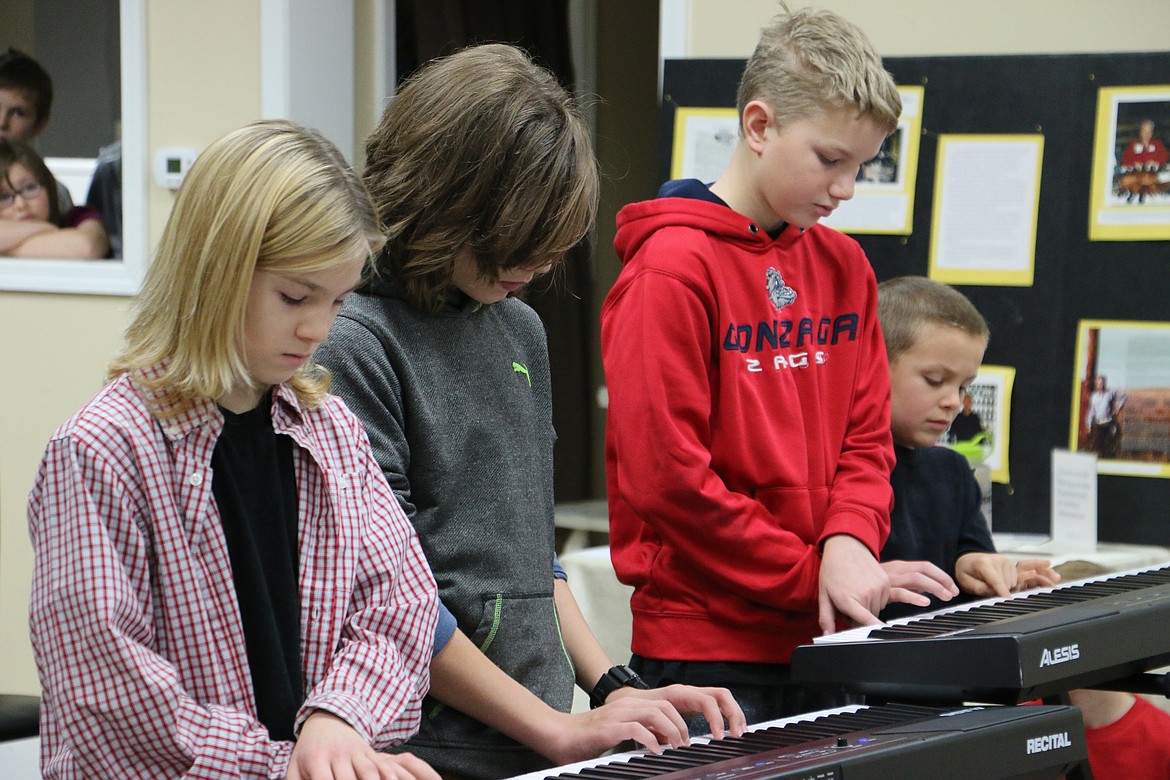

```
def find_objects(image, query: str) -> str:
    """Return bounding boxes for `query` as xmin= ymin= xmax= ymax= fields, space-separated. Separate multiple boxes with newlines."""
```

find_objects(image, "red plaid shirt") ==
xmin=28 ymin=370 xmax=438 ymax=779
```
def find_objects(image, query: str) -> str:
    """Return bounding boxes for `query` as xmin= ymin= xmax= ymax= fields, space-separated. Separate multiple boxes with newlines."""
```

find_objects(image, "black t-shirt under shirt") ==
xmin=212 ymin=393 xmax=302 ymax=741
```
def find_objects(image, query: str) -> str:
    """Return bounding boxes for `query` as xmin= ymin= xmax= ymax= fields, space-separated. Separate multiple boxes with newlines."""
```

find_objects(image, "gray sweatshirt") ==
xmin=315 ymin=278 xmax=572 ymax=779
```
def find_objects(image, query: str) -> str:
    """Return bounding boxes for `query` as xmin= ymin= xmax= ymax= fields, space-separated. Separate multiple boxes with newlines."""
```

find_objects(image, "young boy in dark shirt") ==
xmin=876 ymin=275 xmax=1058 ymax=620
xmin=877 ymin=275 xmax=1170 ymax=780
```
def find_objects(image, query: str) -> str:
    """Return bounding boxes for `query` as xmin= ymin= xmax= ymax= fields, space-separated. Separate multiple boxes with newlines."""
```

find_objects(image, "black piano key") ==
xmin=730 ymin=730 xmax=791 ymax=744
xmin=916 ymin=616 xmax=979 ymax=629
xmin=870 ymin=627 xmax=932 ymax=639
xmin=854 ymin=705 xmax=936 ymax=724
xmin=625 ymin=754 xmax=708 ymax=771
xmin=972 ymin=605 xmax=1035 ymax=616
xmin=736 ymin=727 xmax=815 ymax=748
xmin=1075 ymin=582 xmax=1134 ymax=595
xmin=1013 ymin=594 xmax=1072 ymax=607
xmin=709 ymin=734 xmax=788 ymax=753
xmin=800 ymin=722 xmax=858 ymax=736
xmin=744 ymin=711 xmax=879 ymax=740
xmin=630 ymin=745 xmax=732 ymax=768
xmin=660 ymin=750 xmax=744 ymax=768
xmin=575 ymin=763 xmax=656 ymax=780
xmin=677 ymin=742 xmax=750 ymax=760
xmin=871 ymin=623 xmax=948 ymax=638
xmin=627 ymin=753 xmax=709 ymax=773
xmin=775 ymin=723 xmax=854 ymax=741
xmin=878 ymin=703 xmax=943 ymax=720
xmin=700 ymin=742 xmax=764 ymax=758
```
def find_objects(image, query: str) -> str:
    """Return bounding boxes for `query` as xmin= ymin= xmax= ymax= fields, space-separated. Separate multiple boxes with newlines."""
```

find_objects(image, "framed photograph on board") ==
xmin=822 ymin=85 xmax=924 ymax=236
xmin=1088 ymin=85 xmax=1170 ymax=241
xmin=944 ymin=365 xmax=1014 ymax=485
xmin=1070 ymin=320 xmax=1170 ymax=477
xmin=669 ymin=86 xmax=924 ymax=235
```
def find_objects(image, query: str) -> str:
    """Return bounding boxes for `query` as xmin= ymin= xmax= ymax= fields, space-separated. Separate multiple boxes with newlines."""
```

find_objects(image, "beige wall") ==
xmin=684 ymin=0 xmax=1170 ymax=57
xmin=0 ymin=0 xmax=263 ymax=695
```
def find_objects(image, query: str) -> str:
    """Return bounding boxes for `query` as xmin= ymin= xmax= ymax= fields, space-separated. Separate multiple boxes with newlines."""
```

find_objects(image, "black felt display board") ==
xmin=660 ymin=54 xmax=1170 ymax=544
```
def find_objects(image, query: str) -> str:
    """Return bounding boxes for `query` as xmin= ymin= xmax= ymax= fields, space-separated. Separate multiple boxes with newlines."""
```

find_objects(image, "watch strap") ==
xmin=589 ymin=664 xmax=649 ymax=709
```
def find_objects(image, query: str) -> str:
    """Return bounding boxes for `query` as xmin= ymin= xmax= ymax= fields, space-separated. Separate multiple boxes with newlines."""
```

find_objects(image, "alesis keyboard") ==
xmin=791 ymin=563 xmax=1170 ymax=703
xmin=508 ymin=703 xmax=1086 ymax=780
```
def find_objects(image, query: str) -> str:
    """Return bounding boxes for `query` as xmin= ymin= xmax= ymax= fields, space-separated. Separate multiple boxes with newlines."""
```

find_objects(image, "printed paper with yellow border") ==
xmin=928 ymin=135 xmax=1043 ymax=287
xmin=670 ymin=107 xmax=739 ymax=183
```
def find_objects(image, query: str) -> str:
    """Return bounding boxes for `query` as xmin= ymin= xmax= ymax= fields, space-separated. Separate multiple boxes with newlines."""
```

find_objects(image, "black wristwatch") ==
xmin=589 ymin=664 xmax=649 ymax=709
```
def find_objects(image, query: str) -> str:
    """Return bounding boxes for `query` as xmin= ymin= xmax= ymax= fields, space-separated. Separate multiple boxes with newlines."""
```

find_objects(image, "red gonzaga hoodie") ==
xmin=601 ymin=182 xmax=894 ymax=664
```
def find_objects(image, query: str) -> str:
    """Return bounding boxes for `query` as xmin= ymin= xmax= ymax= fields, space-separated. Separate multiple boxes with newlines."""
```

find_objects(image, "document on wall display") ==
xmin=821 ymin=85 xmax=924 ymax=235
xmin=670 ymin=107 xmax=740 ymax=184
xmin=928 ymin=134 xmax=1044 ymax=287
xmin=1050 ymin=449 xmax=1098 ymax=553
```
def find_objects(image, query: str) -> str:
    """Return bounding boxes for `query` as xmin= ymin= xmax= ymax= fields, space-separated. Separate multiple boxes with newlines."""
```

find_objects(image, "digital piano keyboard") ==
xmin=791 ymin=563 xmax=1170 ymax=703
xmin=508 ymin=703 xmax=1086 ymax=780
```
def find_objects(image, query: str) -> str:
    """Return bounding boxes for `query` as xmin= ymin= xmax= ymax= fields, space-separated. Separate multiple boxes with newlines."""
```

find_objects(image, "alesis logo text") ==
xmin=1026 ymin=732 xmax=1072 ymax=755
xmin=1039 ymin=644 xmax=1080 ymax=668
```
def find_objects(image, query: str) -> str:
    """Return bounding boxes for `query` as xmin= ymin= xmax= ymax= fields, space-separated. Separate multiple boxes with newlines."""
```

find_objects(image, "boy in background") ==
xmin=601 ymin=5 xmax=952 ymax=725
xmin=876 ymin=275 xmax=1170 ymax=780
xmin=0 ymin=48 xmax=52 ymax=144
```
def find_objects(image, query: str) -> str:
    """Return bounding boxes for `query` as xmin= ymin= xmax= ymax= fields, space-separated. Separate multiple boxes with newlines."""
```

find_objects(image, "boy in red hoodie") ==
xmin=601 ymin=5 xmax=951 ymax=726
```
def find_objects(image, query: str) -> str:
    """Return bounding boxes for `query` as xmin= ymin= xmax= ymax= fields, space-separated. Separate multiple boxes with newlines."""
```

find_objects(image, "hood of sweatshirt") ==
xmin=614 ymin=178 xmax=808 ymax=265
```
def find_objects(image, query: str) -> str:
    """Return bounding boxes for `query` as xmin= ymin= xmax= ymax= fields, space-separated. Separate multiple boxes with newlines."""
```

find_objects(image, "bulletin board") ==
xmin=661 ymin=53 xmax=1170 ymax=545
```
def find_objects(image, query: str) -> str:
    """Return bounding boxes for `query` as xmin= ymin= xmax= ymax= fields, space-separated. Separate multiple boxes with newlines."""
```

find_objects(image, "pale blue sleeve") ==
xmin=432 ymin=600 xmax=459 ymax=656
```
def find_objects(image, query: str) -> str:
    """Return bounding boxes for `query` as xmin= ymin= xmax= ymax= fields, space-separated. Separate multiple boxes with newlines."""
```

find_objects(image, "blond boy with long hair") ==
xmin=30 ymin=119 xmax=440 ymax=780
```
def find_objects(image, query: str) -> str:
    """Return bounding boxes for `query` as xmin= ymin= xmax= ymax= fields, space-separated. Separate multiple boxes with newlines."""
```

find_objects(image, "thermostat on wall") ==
xmin=154 ymin=147 xmax=197 ymax=190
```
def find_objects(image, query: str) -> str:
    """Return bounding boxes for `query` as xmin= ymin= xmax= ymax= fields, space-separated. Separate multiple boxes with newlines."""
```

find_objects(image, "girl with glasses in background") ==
xmin=0 ymin=138 xmax=109 ymax=258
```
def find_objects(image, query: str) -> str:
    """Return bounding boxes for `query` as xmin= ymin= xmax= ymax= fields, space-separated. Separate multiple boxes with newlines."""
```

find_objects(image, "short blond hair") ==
xmin=737 ymin=4 xmax=901 ymax=135
xmin=877 ymin=276 xmax=989 ymax=363
xmin=364 ymin=43 xmax=599 ymax=314
xmin=110 ymin=119 xmax=383 ymax=417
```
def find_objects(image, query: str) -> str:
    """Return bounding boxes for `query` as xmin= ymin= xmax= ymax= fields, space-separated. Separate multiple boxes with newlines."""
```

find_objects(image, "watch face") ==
xmin=615 ymin=666 xmax=645 ymax=686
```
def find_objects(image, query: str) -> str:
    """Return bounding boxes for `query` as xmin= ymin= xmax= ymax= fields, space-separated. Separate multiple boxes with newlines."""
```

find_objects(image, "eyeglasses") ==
xmin=0 ymin=181 xmax=45 ymax=208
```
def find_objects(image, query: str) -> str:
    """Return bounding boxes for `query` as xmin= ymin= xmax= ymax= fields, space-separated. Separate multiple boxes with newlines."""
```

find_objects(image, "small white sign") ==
xmin=1050 ymin=449 xmax=1098 ymax=552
